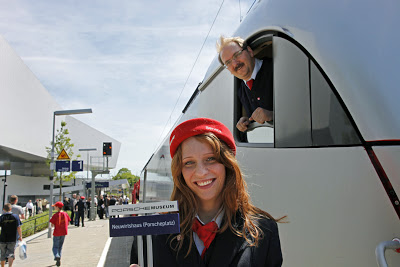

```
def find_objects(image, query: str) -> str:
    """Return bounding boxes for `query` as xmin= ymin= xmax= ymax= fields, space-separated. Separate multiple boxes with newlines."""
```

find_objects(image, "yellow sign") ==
xmin=57 ymin=149 xmax=70 ymax=160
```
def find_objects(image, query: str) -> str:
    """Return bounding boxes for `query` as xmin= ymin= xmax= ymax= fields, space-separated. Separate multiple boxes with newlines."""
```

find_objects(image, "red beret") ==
xmin=169 ymin=118 xmax=236 ymax=158
xmin=52 ymin=201 xmax=64 ymax=208
xmin=80 ymin=196 xmax=85 ymax=199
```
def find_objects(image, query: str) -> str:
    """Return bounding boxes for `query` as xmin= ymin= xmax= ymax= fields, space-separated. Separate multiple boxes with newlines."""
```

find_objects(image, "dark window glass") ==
xmin=310 ymin=62 xmax=361 ymax=146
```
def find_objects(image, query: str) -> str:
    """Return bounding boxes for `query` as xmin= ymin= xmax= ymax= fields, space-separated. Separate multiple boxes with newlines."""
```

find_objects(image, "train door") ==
xmin=233 ymin=33 xmax=400 ymax=266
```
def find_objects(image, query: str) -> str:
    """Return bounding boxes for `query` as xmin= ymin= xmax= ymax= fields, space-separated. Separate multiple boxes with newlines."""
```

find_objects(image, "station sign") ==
xmin=108 ymin=201 xmax=178 ymax=216
xmin=109 ymin=213 xmax=180 ymax=237
xmin=71 ymin=160 xmax=83 ymax=171
xmin=55 ymin=160 xmax=84 ymax=172
xmin=56 ymin=161 xmax=71 ymax=172
xmin=85 ymin=181 xmax=109 ymax=189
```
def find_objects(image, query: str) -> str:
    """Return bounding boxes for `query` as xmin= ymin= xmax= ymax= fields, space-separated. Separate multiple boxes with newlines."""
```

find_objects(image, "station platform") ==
xmin=13 ymin=217 xmax=133 ymax=267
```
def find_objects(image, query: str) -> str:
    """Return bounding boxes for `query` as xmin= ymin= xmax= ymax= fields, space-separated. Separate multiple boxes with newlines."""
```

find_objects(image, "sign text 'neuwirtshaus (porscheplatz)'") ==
xmin=109 ymin=213 xmax=180 ymax=237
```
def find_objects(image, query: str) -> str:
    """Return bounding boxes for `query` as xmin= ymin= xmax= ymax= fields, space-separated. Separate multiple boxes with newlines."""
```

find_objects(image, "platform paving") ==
xmin=11 ymin=217 xmax=133 ymax=267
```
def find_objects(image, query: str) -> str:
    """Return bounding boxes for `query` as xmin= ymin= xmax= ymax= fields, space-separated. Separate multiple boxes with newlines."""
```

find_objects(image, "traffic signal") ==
xmin=103 ymin=142 xmax=112 ymax=156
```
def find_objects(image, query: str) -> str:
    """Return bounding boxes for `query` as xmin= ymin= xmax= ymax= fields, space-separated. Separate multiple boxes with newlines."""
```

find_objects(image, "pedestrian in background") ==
xmin=34 ymin=199 xmax=39 ymax=214
xmin=109 ymin=195 xmax=116 ymax=218
xmin=75 ymin=196 xmax=86 ymax=227
xmin=86 ymin=197 xmax=91 ymax=219
xmin=10 ymin=194 xmax=24 ymax=255
xmin=0 ymin=203 xmax=22 ymax=267
xmin=97 ymin=195 xmax=105 ymax=219
xmin=104 ymin=195 xmax=110 ymax=218
xmin=74 ymin=195 xmax=80 ymax=226
xmin=37 ymin=199 xmax=43 ymax=214
xmin=10 ymin=195 xmax=24 ymax=220
xmin=42 ymin=199 xmax=48 ymax=212
xmin=25 ymin=200 xmax=33 ymax=218
xmin=69 ymin=194 xmax=77 ymax=225
xmin=50 ymin=201 xmax=71 ymax=267
xmin=63 ymin=197 xmax=70 ymax=211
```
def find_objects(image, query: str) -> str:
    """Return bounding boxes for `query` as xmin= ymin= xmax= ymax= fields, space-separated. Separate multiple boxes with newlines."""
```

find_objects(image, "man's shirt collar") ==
xmin=244 ymin=58 xmax=263 ymax=85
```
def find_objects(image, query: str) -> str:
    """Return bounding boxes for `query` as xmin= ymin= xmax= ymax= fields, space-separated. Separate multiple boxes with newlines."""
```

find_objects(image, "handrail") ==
xmin=376 ymin=239 xmax=400 ymax=267
xmin=22 ymin=212 xmax=50 ymax=236
xmin=23 ymin=212 xmax=49 ymax=223
xmin=246 ymin=121 xmax=274 ymax=132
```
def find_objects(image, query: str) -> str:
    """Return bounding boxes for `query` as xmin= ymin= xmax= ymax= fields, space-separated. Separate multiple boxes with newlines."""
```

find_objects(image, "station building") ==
xmin=0 ymin=35 xmax=121 ymax=207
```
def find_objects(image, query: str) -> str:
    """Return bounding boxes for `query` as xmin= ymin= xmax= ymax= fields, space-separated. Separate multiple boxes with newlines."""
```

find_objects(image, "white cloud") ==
xmin=0 ymin=0 xmax=253 ymax=175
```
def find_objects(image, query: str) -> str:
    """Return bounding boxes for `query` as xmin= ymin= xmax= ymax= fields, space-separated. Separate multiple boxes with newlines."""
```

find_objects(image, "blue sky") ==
xmin=0 ymin=0 xmax=252 ymax=176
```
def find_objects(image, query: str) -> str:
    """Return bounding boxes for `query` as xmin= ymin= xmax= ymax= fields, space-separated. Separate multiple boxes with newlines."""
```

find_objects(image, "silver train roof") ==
xmin=202 ymin=0 xmax=400 ymax=141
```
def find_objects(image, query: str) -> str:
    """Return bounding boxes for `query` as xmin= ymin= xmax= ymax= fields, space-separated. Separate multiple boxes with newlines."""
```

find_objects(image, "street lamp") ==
xmin=48 ymin=108 xmax=92 ymax=238
xmin=79 ymin=148 xmax=97 ymax=221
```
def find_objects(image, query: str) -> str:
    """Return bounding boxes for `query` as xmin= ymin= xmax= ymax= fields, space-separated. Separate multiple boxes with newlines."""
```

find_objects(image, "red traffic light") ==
xmin=103 ymin=142 xmax=112 ymax=156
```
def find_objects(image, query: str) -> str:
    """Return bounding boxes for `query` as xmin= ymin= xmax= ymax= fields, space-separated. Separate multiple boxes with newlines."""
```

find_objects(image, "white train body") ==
xmin=141 ymin=0 xmax=400 ymax=265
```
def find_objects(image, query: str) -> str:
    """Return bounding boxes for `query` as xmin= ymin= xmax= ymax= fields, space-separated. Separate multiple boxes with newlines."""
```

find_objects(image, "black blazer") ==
xmin=237 ymin=58 xmax=274 ymax=117
xmin=153 ymin=214 xmax=282 ymax=267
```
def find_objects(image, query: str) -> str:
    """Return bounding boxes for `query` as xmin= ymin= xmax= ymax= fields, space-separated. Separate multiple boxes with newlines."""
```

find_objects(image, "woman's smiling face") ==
xmin=181 ymin=136 xmax=226 ymax=208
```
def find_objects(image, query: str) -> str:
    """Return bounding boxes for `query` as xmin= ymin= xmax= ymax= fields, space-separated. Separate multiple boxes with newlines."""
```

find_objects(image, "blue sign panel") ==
xmin=71 ymin=160 xmax=83 ymax=171
xmin=85 ymin=181 xmax=109 ymax=189
xmin=109 ymin=213 xmax=180 ymax=237
xmin=56 ymin=161 xmax=70 ymax=172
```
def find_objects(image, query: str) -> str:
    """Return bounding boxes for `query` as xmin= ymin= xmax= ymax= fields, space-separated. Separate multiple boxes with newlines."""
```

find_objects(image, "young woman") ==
xmin=152 ymin=117 xmax=283 ymax=266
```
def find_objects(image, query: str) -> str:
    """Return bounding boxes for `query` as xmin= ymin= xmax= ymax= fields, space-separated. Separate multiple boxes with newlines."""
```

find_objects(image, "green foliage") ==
xmin=45 ymin=121 xmax=81 ymax=200
xmin=21 ymin=211 xmax=50 ymax=237
xmin=112 ymin=168 xmax=139 ymax=187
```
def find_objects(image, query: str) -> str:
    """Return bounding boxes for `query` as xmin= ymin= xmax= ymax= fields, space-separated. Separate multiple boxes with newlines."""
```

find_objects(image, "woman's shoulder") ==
xmin=235 ymin=210 xmax=278 ymax=230
xmin=256 ymin=216 xmax=279 ymax=234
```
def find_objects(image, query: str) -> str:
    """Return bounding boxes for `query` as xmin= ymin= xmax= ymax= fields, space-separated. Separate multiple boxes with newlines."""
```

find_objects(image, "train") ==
xmin=138 ymin=0 xmax=400 ymax=265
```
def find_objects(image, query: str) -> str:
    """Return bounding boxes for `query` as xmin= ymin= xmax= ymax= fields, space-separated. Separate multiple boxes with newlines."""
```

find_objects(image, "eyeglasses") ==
xmin=223 ymin=47 xmax=246 ymax=69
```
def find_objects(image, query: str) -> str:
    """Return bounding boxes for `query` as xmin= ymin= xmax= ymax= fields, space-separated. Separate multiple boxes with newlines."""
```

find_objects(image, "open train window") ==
xmin=234 ymin=34 xmax=274 ymax=146
xmin=235 ymin=33 xmax=361 ymax=148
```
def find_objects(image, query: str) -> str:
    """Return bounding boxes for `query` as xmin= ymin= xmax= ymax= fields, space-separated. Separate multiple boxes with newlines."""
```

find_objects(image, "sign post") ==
xmin=108 ymin=201 xmax=180 ymax=267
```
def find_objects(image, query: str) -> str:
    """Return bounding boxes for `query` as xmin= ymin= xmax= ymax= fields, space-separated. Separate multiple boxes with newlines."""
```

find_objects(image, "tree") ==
xmin=112 ymin=168 xmax=139 ymax=188
xmin=46 ymin=121 xmax=80 ymax=201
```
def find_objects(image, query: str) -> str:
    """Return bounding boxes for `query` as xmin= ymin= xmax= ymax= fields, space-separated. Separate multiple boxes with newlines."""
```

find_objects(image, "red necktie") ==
xmin=246 ymin=79 xmax=254 ymax=90
xmin=192 ymin=218 xmax=218 ymax=259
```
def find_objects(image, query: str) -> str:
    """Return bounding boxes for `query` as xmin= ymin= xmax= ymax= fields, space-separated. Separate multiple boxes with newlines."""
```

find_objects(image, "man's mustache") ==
xmin=234 ymin=62 xmax=244 ymax=71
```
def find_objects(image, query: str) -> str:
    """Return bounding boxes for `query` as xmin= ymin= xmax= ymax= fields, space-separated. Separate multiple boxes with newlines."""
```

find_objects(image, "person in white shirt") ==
xmin=25 ymin=200 xmax=34 ymax=218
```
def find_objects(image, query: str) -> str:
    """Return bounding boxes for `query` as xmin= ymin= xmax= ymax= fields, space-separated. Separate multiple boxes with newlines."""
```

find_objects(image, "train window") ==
xmin=234 ymin=36 xmax=274 ymax=146
xmin=235 ymin=35 xmax=360 ymax=148
xmin=274 ymin=36 xmax=360 ymax=148
xmin=310 ymin=61 xmax=361 ymax=146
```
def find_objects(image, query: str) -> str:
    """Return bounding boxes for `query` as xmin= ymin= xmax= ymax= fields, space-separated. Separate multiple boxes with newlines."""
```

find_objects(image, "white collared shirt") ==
xmin=243 ymin=58 xmax=263 ymax=89
xmin=193 ymin=209 xmax=225 ymax=255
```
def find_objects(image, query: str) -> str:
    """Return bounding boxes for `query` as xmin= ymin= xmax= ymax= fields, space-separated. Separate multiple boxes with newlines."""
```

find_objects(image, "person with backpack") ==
xmin=0 ymin=203 xmax=22 ymax=267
